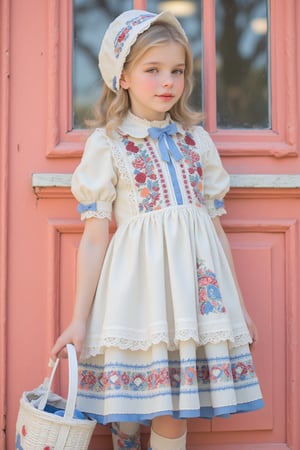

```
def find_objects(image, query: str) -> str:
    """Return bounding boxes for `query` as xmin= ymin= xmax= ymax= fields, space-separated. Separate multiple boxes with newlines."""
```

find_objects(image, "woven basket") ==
xmin=16 ymin=344 xmax=96 ymax=450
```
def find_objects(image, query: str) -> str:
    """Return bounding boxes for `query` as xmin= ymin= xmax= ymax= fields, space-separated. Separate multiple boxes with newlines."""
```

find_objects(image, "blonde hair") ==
xmin=90 ymin=21 xmax=204 ymax=135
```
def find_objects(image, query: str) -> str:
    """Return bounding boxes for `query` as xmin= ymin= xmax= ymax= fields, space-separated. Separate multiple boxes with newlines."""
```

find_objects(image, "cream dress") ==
xmin=72 ymin=112 xmax=264 ymax=424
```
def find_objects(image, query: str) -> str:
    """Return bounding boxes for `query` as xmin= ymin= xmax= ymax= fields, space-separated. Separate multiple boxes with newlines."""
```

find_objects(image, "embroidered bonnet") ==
xmin=98 ymin=9 xmax=187 ymax=93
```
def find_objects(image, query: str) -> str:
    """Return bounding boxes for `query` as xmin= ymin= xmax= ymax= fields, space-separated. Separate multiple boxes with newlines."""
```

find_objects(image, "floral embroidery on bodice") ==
xmin=116 ymin=113 xmax=206 ymax=214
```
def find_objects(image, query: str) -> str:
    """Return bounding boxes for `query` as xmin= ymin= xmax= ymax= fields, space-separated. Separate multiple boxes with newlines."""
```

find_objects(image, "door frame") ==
xmin=0 ymin=0 xmax=10 ymax=446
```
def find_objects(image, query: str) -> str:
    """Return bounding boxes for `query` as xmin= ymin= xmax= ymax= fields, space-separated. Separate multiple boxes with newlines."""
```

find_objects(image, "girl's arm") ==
xmin=51 ymin=217 xmax=110 ymax=360
xmin=212 ymin=216 xmax=258 ymax=344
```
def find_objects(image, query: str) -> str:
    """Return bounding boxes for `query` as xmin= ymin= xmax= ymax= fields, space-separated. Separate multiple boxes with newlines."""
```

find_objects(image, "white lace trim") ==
xmin=110 ymin=141 xmax=139 ymax=214
xmin=81 ymin=210 xmax=112 ymax=221
xmin=80 ymin=328 xmax=252 ymax=359
xmin=206 ymin=205 xmax=227 ymax=218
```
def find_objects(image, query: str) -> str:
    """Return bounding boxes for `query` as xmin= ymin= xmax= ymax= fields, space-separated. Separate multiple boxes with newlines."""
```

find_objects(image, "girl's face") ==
xmin=120 ymin=41 xmax=185 ymax=121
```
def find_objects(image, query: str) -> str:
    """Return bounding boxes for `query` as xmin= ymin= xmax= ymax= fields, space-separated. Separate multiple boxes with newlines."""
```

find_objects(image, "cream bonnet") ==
xmin=98 ymin=9 xmax=187 ymax=92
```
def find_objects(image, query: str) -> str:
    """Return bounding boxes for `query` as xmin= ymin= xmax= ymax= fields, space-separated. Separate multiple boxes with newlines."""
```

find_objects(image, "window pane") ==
xmin=148 ymin=0 xmax=203 ymax=114
xmin=73 ymin=0 xmax=203 ymax=128
xmin=216 ymin=0 xmax=270 ymax=129
xmin=73 ymin=0 xmax=133 ymax=129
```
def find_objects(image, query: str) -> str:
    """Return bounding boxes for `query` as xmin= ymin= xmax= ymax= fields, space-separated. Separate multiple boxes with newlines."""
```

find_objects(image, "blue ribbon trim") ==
xmin=77 ymin=202 xmax=97 ymax=213
xmin=167 ymin=159 xmax=183 ymax=205
xmin=148 ymin=123 xmax=183 ymax=205
xmin=148 ymin=123 xmax=182 ymax=163
xmin=83 ymin=399 xmax=265 ymax=425
xmin=214 ymin=199 xmax=225 ymax=209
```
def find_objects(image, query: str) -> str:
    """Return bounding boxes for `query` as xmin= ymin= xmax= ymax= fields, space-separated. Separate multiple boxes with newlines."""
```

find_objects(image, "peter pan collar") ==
xmin=117 ymin=111 xmax=185 ymax=138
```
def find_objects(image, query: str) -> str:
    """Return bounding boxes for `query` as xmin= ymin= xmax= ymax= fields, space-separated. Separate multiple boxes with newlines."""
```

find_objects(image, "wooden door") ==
xmin=2 ymin=0 xmax=300 ymax=449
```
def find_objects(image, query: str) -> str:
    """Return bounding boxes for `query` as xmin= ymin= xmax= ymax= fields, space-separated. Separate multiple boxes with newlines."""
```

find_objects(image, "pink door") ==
xmin=1 ymin=0 xmax=300 ymax=449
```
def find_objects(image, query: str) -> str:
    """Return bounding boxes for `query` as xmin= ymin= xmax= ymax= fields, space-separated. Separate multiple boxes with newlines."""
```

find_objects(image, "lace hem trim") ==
xmin=80 ymin=329 xmax=252 ymax=359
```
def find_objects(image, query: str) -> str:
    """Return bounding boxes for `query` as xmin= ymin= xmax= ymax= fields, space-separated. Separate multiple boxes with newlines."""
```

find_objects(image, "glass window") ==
xmin=73 ymin=0 xmax=270 ymax=130
xmin=73 ymin=0 xmax=133 ymax=128
xmin=73 ymin=0 xmax=202 ymax=128
xmin=215 ymin=0 xmax=270 ymax=128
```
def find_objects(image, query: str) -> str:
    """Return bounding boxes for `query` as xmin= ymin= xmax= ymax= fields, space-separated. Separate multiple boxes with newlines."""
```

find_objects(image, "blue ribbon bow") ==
xmin=148 ymin=123 xmax=182 ymax=163
xmin=77 ymin=202 xmax=97 ymax=213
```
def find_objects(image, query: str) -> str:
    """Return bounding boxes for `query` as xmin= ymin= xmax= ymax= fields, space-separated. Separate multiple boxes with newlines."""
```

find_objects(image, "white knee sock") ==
xmin=111 ymin=422 xmax=141 ymax=450
xmin=118 ymin=422 xmax=140 ymax=435
xmin=149 ymin=428 xmax=186 ymax=450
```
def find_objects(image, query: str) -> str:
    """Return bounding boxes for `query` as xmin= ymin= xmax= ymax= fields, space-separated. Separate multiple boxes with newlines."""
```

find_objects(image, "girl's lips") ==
xmin=157 ymin=94 xmax=174 ymax=99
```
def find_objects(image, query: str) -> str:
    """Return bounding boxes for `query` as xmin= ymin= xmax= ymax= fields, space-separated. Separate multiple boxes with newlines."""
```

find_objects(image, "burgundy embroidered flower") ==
xmin=126 ymin=141 xmax=139 ymax=153
xmin=21 ymin=425 xmax=27 ymax=437
xmin=135 ymin=172 xmax=147 ymax=184
xmin=185 ymin=134 xmax=196 ymax=146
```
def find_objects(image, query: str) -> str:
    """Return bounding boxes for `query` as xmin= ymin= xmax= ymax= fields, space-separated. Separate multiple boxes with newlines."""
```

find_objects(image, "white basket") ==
xmin=16 ymin=344 xmax=96 ymax=450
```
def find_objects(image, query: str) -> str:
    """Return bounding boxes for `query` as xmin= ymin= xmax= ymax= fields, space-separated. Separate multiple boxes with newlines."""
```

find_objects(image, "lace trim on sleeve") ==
xmin=205 ymin=198 xmax=227 ymax=217
xmin=81 ymin=210 xmax=112 ymax=221
xmin=78 ymin=200 xmax=112 ymax=221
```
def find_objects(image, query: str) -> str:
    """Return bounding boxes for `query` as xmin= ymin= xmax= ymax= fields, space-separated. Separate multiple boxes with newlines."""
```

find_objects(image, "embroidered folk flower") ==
xmin=124 ymin=137 xmax=162 ymax=212
xmin=196 ymin=259 xmax=226 ymax=315
xmin=184 ymin=134 xmax=196 ymax=146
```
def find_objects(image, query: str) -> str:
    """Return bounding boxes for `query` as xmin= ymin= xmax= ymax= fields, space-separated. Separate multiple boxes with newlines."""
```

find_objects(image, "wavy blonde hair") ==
xmin=90 ymin=21 xmax=204 ymax=135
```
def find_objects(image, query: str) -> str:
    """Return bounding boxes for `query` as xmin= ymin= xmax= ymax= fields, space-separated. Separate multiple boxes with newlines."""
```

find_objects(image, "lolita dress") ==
xmin=72 ymin=111 xmax=264 ymax=424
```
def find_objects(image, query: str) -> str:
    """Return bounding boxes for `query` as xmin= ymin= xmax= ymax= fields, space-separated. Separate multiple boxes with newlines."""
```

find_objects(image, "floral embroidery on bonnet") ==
xmin=114 ymin=14 xmax=155 ymax=58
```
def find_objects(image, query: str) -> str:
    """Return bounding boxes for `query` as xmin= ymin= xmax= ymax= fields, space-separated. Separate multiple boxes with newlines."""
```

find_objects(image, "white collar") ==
xmin=117 ymin=111 xmax=185 ymax=138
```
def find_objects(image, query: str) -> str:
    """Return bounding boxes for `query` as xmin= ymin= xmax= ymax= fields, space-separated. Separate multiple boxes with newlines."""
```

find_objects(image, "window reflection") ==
xmin=215 ymin=0 xmax=270 ymax=129
xmin=73 ymin=0 xmax=202 ymax=128
xmin=73 ymin=0 xmax=132 ymax=128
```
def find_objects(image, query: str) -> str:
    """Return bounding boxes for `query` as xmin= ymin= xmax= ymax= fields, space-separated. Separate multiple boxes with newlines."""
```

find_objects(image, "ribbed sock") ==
xmin=149 ymin=428 xmax=186 ymax=450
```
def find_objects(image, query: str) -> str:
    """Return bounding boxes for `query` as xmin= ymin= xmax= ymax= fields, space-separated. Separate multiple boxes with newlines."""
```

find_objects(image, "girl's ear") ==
xmin=120 ymin=71 xmax=129 ymax=90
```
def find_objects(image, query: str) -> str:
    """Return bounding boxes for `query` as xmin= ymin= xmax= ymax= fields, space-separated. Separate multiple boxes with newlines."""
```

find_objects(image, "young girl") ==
xmin=51 ymin=9 xmax=264 ymax=450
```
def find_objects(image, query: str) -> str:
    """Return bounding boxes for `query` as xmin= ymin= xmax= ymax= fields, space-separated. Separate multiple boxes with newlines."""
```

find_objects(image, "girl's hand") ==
xmin=51 ymin=320 xmax=87 ymax=361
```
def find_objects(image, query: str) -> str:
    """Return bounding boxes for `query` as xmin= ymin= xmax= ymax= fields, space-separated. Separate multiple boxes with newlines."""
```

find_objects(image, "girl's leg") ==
xmin=111 ymin=422 xmax=141 ymax=450
xmin=149 ymin=416 xmax=187 ymax=450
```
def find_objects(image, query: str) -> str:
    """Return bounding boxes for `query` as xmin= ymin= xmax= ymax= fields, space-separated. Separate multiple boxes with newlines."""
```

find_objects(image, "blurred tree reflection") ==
xmin=73 ymin=0 xmax=132 ymax=128
xmin=73 ymin=0 xmax=203 ymax=128
xmin=73 ymin=0 xmax=268 ymax=130
xmin=216 ymin=0 xmax=269 ymax=128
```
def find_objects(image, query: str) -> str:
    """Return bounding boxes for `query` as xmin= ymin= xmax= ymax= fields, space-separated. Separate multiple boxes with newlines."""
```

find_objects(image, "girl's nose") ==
xmin=162 ymin=73 xmax=173 ymax=87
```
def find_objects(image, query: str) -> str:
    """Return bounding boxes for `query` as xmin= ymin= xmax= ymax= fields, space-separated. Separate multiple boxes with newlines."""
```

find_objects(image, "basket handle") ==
xmin=38 ymin=343 xmax=78 ymax=419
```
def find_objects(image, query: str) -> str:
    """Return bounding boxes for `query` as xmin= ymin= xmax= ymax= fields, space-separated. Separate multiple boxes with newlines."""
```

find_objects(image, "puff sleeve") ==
xmin=195 ymin=127 xmax=230 ymax=217
xmin=71 ymin=129 xmax=117 ymax=221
